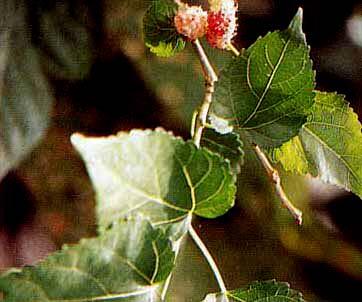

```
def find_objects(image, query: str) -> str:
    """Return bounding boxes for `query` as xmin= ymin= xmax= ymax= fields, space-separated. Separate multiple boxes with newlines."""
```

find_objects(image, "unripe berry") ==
xmin=174 ymin=4 xmax=208 ymax=41
xmin=206 ymin=0 xmax=238 ymax=49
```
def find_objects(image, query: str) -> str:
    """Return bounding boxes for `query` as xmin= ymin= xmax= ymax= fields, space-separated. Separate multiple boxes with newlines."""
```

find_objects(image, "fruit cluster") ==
xmin=174 ymin=0 xmax=238 ymax=49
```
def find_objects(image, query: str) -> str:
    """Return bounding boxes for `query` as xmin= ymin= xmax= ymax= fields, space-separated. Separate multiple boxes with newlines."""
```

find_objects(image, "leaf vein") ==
xmin=194 ymin=154 xmax=213 ymax=189
xmin=151 ymin=242 xmax=159 ymax=283
xmin=242 ymin=39 xmax=291 ymax=126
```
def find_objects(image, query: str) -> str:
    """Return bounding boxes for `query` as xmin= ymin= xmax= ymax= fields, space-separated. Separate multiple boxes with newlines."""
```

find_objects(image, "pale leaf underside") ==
xmin=71 ymin=129 xmax=236 ymax=240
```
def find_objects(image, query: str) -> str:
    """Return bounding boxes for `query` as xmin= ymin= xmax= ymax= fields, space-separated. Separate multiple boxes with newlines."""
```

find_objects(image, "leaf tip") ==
xmin=70 ymin=133 xmax=85 ymax=149
xmin=288 ymin=7 xmax=306 ymax=43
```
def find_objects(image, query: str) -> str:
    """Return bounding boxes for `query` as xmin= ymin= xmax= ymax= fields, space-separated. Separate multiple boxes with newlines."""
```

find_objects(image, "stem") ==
xmin=192 ymin=39 xmax=218 ymax=148
xmin=188 ymin=39 xmax=227 ymax=298
xmin=190 ymin=110 xmax=198 ymax=138
xmin=193 ymin=81 xmax=215 ymax=148
xmin=160 ymin=240 xmax=182 ymax=300
xmin=253 ymin=144 xmax=303 ymax=225
xmin=193 ymin=39 xmax=218 ymax=83
xmin=189 ymin=226 xmax=227 ymax=294
xmin=227 ymin=43 xmax=240 ymax=56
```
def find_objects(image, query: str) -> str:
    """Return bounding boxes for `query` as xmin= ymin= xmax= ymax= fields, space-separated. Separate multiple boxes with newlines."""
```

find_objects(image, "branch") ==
xmin=253 ymin=144 xmax=303 ymax=225
xmin=192 ymin=39 xmax=218 ymax=148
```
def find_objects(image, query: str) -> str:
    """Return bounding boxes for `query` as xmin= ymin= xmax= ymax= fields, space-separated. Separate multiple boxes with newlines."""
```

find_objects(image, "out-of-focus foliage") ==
xmin=0 ymin=2 xmax=52 ymax=182
xmin=0 ymin=0 xmax=96 ymax=182
xmin=34 ymin=1 xmax=95 ymax=80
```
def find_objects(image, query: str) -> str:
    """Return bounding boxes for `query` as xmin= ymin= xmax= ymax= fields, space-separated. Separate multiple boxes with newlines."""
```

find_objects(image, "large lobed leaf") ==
xmin=71 ymin=129 xmax=236 ymax=240
xmin=211 ymin=8 xmax=315 ymax=147
xmin=0 ymin=216 xmax=175 ymax=302
xmin=143 ymin=0 xmax=185 ymax=57
xmin=273 ymin=91 xmax=362 ymax=198
xmin=202 ymin=280 xmax=305 ymax=302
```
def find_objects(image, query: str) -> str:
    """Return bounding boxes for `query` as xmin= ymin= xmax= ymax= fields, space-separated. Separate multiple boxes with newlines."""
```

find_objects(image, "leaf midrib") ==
xmin=241 ymin=38 xmax=291 ymax=126
xmin=99 ymin=162 xmax=189 ymax=213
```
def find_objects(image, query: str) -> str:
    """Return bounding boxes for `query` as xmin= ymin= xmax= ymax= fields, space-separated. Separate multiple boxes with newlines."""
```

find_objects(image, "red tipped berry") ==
xmin=174 ymin=3 xmax=208 ymax=41
xmin=206 ymin=0 xmax=238 ymax=49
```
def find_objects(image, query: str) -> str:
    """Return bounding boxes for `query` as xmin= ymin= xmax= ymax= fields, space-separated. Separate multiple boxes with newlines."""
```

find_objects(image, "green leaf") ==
xmin=71 ymin=129 xmax=236 ymax=240
xmin=201 ymin=128 xmax=244 ymax=174
xmin=273 ymin=91 xmax=362 ymax=198
xmin=0 ymin=6 xmax=52 ymax=181
xmin=143 ymin=0 xmax=186 ymax=57
xmin=0 ymin=216 xmax=175 ymax=302
xmin=271 ymin=136 xmax=310 ymax=175
xmin=202 ymin=280 xmax=305 ymax=302
xmin=211 ymin=8 xmax=315 ymax=147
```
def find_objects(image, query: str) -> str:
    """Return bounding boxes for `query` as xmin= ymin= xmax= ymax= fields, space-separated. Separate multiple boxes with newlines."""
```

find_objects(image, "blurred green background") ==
xmin=1 ymin=0 xmax=362 ymax=301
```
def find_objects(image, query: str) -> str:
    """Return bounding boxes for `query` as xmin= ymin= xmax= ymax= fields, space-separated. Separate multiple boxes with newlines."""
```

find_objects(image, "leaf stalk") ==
xmin=189 ymin=226 xmax=228 ymax=294
xmin=253 ymin=144 xmax=303 ymax=225
xmin=227 ymin=43 xmax=240 ymax=56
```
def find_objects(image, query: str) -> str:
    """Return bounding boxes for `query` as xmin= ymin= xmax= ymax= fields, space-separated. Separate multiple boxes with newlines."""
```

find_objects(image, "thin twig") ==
xmin=192 ymin=39 xmax=218 ymax=148
xmin=189 ymin=226 xmax=228 ymax=294
xmin=253 ymin=144 xmax=303 ymax=225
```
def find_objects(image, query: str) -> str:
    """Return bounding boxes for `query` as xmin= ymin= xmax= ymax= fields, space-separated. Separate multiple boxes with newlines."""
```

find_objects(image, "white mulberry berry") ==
xmin=174 ymin=3 xmax=208 ymax=41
